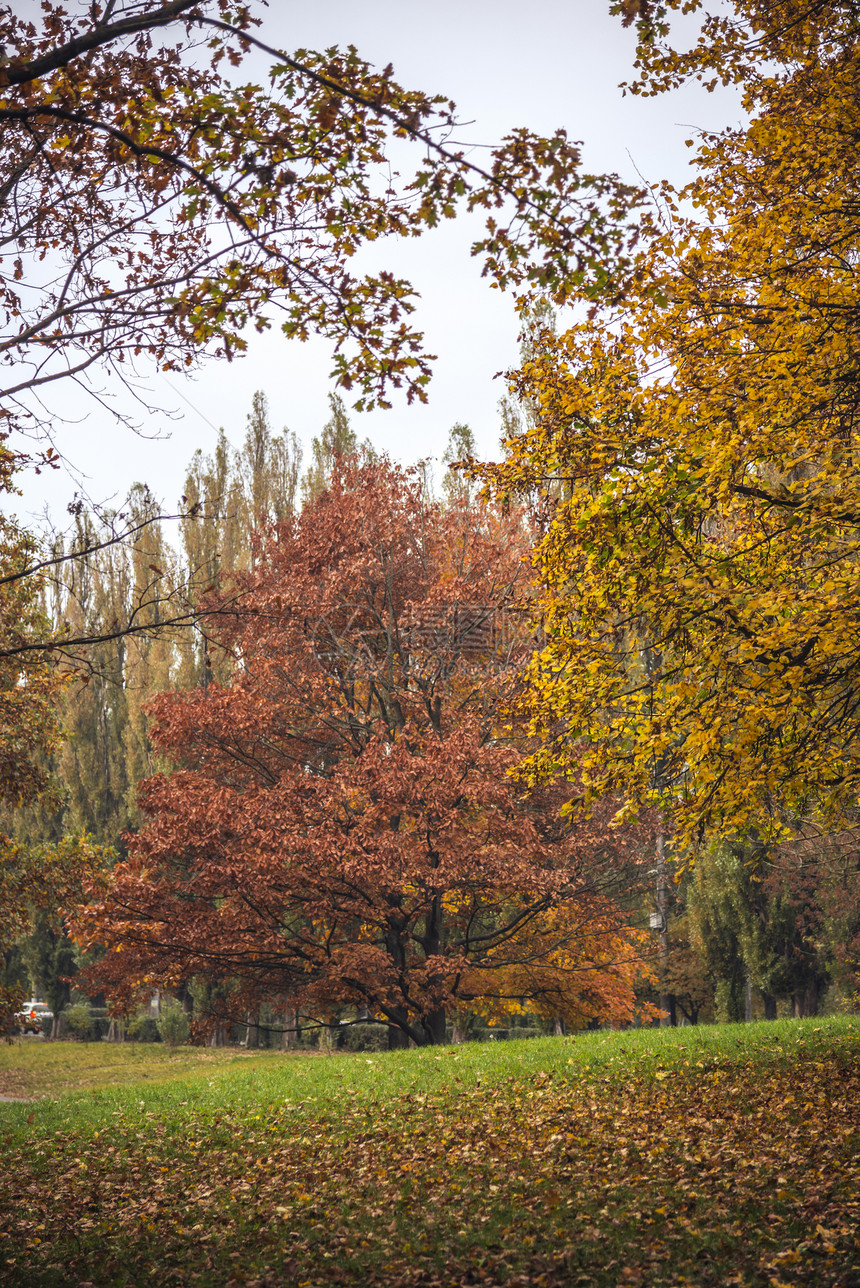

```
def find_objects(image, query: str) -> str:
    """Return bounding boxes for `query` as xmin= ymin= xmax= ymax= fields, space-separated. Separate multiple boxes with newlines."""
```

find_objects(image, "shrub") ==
xmin=84 ymin=1007 xmax=112 ymax=1040
xmin=127 ymin=1012 xmax=160 ymax=1043
xmin=157 ymin=1002 xmax=190 ymax=1049
xmin=339 ymin=1022 xmax=389 ymax=1052
xmin=63 ymin=1002 xmax=94 ymax=1042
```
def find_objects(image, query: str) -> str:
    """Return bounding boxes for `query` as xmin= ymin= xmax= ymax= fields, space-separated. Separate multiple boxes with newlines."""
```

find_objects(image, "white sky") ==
xmin=14 ymin=0 xmax=743 ymax=525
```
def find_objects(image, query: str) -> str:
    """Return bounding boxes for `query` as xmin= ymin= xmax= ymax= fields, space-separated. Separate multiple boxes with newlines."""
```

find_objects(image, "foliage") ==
xmin=0 ymin=837 xmax=111 ymax=1026
xmin=300 ymin=392 xmax=359 ymax=507
xmin=156 ymin=1001 xmax=190 ymax=1049
xmin=125 ymin=1012 xmax=160 ymax=1044
xmin=62 ymin=1001 xmax=94 ymax=1042
xmin=482 ymin=0 xmax=860 ymax=845
xmin=1 ymin=836 xmax=112 ymax=948
xmin=0 ymin=0 xmax=643 ymax=454
xmin=653 ymin=906 xmax=716 ymax=1026
xmin=338 ymin=1021 xmax=389 ymax=1053
xmin=20 ymin=916 xmax=77 ymax=1026
xmin=441 ymin=422 xmax=478 ymax=506
xmin=0 ymin=1020 xmax=857 ymax=1286
xmin=5 ymin=391 xmax=312 ymax=1012
xmin=76 ymin=459 xmax=654 ymax=1044
xmin=0 ymin=451 xmax=65 ymax=811
xmin=768 ymin=830 xmax=860 ymax=1007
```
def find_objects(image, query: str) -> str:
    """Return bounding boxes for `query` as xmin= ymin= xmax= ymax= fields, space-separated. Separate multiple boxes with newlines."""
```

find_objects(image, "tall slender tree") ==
xmin=300 ymin=394 xmax=359 ymax=507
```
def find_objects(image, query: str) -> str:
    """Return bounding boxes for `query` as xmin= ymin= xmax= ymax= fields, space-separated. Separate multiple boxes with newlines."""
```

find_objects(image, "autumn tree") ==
xmin=0 ymin=459 xmax=65 ymax=815
xmin=76 ymin=460 xmax=655 ymax=1046
xmin=481 ymin=0 xmax=860 ymax=848
xmin=0 ymin=0 xmax=642 ymax=463
xmin=6 ymin=388 xmax=307 ymax=1015
xmin=52 ymin=512 xmax=133 ymax=841
xmin=4 ymin=836 xmax=112 ymax=1029
xmin=441 ymin=423 xmax=478 ymax=507
xmin=13 ymin=388 xmax=303 ymax=861
xmin=234 ymin=392 xmax=302 ymax=551
xmin=0 ymin=448 xmax=112 ymax=1026
xmin=120 ymin=488 xmax=180 ymax=811
xmin=1 ymin=487 xmax=181 ymax=1018
xmin=300 ymin=394 xmax=359 ymax=507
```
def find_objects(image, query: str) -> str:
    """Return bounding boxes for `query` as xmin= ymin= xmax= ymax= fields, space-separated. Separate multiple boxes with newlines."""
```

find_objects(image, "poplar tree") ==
xmin=300 ymin=394 xmax=359 ymax=506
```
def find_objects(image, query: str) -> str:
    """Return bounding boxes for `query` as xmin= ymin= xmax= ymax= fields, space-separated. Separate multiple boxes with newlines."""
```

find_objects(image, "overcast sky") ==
xmin=15 ymin=0 xmax=743 ymax=525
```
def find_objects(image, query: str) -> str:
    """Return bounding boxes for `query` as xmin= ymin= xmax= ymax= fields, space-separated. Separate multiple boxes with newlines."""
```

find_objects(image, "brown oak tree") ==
xmin=77 ymin=460 xmax=654 ymax=1045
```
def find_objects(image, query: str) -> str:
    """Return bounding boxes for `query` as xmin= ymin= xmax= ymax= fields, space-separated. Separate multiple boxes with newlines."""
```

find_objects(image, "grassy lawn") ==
xmin=0 ymin=1037 xmax=292 ymax=1101
xmin=1 ymin=1017 xmax=858 ymax=1287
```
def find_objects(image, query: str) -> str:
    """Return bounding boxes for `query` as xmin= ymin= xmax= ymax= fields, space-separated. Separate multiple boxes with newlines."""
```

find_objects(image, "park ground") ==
xmin=0 ymin=1017 xmax=858 ymax=1288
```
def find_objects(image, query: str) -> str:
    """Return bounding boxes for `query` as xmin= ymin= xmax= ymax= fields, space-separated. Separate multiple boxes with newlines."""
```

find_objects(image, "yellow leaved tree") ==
xmin=483 ymin=0 xmax=860 ymax=844
xmin=0 ymin=450 xmax=112 ymax=1029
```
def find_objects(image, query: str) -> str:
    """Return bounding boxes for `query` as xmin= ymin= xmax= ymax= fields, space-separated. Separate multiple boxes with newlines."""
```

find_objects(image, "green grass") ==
xmin=1 ymin=1014 xmax=849 ymax=1120
xmin=0 ymin=1037 xmax=293 ymax=1102
xmin=1 ymin=1016 xmax=858 ymax=1287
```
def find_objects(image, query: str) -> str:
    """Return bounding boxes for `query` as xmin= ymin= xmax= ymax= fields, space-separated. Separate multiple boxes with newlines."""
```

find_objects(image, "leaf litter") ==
xmin=0 ymin=1031 xmax=858 ymax=1287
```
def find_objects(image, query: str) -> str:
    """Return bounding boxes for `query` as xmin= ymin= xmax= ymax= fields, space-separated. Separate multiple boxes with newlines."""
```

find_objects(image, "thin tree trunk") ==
xmin=656 ymin=825 xmax=675 ymax=1026
xmin=280 ymin=1007 xmax=297 ymax=1051
xmin=244 ymin=1012 xmax=259 ymax=1048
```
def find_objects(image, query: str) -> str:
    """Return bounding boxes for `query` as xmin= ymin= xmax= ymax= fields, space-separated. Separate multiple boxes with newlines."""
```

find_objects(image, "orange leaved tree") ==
xmin=76 ymin=460 xmax=653 ymax=1045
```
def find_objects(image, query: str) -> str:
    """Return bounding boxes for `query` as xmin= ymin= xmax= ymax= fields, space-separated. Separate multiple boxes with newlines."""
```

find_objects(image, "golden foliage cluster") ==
xmin=485 ymin=2 xmax=860 ymax=844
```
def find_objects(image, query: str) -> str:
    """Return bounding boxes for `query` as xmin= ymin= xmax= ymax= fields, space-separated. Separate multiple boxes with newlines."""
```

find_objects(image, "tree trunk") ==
xmin=656 ymin=826 xmax=676 ymax=1026
xmin=553 ymin=1017 xmax=566 ymax=1037
xmin=679 ymin=998 xmax=701 ymax=1025
xmin=421 ymin=1007 xmax=447 ymax=1046
xmin=281 ymin=1007 xmax=297 ymax=1051
xmin=761 ymin=991 xmax=777 ymax=1021
xmin=387 ymin=1006 xmax=411 ymax=1049
xmin=792 ymin=981 xmax=819 ymax=1018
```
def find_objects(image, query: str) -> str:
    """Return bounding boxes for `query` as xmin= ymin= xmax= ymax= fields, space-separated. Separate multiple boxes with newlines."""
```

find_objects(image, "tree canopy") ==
xmin=484 ymin=0 xmax=860 ymax=845
xmin=0 ymin=0 xmax=643 ymax=454
xmin=76 ymin=460 xmax=655 ymax=1044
